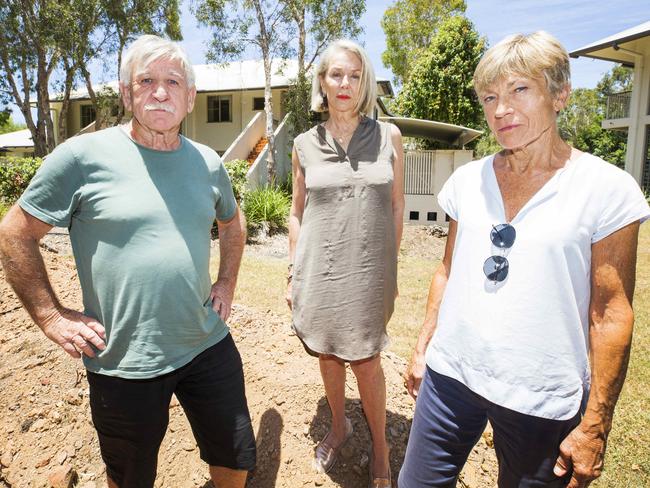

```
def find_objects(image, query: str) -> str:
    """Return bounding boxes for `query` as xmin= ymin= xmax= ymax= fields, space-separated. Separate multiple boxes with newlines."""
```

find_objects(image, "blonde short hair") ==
xmin=120 ymin=35 xmax=195 ymax=88
xmin=473 ymin=31 xmax=570 ymax=97
xmin=311 ymin=39 xmax=377 ymax=115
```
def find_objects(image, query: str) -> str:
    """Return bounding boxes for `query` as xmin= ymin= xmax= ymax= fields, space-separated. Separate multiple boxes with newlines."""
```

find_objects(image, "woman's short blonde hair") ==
xmin=311 ymin=39 xmax=377 ymax=115
xmin=473 ymin=31 xmax=570 ymax=97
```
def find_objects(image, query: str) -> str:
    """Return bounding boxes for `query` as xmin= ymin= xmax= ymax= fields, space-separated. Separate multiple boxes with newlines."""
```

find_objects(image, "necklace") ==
xmin=326 ymin=116 xmax=361 ymax=146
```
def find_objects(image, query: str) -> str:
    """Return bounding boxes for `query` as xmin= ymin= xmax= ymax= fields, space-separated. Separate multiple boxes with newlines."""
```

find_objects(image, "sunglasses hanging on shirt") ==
xmin=483 ymin=223 xmax=516 ymax=283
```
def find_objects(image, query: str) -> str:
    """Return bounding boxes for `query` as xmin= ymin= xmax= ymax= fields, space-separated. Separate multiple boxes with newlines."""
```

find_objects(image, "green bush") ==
xmin=276 ymin=172 xmax=292 ymax=198
xmin=242 ymin=186 xmax=291 ymax=234
xmin=0 ymin=201 xmax=9 ymax=219
xmin=0 ymin=157 xmax=42 ymax=203
xmin=224 ymin=159 xmax=250 ymax=202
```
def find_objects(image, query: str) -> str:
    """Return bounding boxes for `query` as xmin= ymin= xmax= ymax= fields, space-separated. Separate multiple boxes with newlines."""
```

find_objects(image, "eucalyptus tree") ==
xmin=0 ymin=0 xmax=64 ymax=156
xmin=283 ymin=0 xmax=365 ymax=136
xmin=194 ymin=0 xmax=297 ymax=182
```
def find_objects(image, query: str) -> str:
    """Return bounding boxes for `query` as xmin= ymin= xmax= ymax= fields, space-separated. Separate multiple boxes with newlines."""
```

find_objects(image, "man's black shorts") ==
xmin=87 ymin=334 xmax=256 ymax=487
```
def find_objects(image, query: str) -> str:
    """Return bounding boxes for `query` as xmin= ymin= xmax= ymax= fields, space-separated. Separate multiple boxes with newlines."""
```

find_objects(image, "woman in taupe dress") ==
xmin=287 ymin=39 xmax=404 ymax=488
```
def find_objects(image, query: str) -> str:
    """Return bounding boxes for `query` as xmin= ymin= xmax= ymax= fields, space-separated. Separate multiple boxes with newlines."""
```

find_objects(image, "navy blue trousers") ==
xmin=398 ymin=367 xmax=580 ymax=488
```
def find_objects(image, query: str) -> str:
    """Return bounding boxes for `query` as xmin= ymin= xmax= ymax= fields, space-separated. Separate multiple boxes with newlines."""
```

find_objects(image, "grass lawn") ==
xmin=216 ymin=224 xmax=650 ymax=486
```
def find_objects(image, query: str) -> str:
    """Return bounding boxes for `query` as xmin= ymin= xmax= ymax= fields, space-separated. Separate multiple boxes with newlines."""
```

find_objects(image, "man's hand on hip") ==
xmin=42 ymin=308 xmax=106 ymax=359
xmin=553 ymin=422 xmax=606 ymax=488
xmin=210 ymin=279 xmax=235 ymax=322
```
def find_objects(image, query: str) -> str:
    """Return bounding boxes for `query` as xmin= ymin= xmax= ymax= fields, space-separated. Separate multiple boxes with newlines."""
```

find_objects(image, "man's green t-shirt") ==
xmin=19 ymin=127 xmax=237 ymax=378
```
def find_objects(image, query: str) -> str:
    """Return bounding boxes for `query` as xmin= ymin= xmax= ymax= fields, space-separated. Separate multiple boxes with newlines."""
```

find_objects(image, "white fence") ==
xmin=403 ymin=150 xmax=473 ymax=225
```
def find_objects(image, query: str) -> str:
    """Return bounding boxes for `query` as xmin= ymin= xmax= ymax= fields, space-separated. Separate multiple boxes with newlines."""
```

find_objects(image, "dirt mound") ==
xmin=0 ymin=244 xmax=497 ymax=487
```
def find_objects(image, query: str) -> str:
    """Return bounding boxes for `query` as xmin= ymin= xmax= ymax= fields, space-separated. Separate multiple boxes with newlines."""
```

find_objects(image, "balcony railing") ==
xmin=606 ymin=91 xmax=631 ymax=120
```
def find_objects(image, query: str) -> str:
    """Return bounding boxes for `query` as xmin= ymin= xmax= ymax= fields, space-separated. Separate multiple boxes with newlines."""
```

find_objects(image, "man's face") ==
xmin=120 ymin=57 xmax=196 ymax=134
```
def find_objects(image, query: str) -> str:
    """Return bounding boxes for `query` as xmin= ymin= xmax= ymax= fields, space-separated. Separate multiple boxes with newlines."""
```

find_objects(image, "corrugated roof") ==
xmin=0 ymin=129 xmax=33 ymax=149
xmin=570 ymin=20 xmax=650 ymax=65
xmin=58 ymin=59 xmax=393 ymax=100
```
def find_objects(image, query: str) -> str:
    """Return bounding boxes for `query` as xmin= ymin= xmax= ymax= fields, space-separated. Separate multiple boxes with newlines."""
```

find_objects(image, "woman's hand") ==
xmin=553 ymin=423 xmax=606 ymax=487
xmin=404 ymin=349 xmax=427 ymax=399
xmin=286 ymin=281 xmax=293 ymax=310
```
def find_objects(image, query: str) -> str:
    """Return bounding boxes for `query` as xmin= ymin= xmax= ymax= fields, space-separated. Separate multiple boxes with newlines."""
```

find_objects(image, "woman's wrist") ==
xmin=287 ymin=263 xmax=293 ymax=284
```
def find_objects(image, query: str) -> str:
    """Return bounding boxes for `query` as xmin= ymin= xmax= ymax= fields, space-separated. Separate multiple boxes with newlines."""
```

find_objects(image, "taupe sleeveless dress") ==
xmin=291 ymin=117 xmax=397 ymax=361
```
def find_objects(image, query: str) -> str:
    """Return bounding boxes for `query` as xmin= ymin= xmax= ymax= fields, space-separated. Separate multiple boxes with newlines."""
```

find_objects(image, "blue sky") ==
xmin=8 ymin=0 xmax=650 ymax=124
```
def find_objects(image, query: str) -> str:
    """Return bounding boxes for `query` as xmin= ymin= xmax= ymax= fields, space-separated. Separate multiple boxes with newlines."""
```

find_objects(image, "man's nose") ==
xmin=152 ymin=82 xmax=169 ymax=100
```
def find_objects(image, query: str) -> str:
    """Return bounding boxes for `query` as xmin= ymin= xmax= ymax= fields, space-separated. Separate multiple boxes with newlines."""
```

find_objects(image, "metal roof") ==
xmin=375 ymin=98 xmax=482 ymax=147
xmin=57 ymin=59 xmax=394 ymax=100
xmin=570 ymin=20 xmax=650 ymax=66
xmin=0 ymin=129 xmax=33 ymax=149
xmin=378 ymin=116 xmax=482 ymax=147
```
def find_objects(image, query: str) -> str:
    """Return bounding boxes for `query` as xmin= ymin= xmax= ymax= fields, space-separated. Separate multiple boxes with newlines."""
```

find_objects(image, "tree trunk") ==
xmin=252 ymin=0 xmax=276 ymax=184
xmin=263 ymin=55 xmax=276 ymax=185
xmin=115 ymin=37 xmax=126 ymax=125
xmin=0 ymin=47 xmax=40 ymax=155
xmin=34 ymin=47 xmax=57 ymax=156
xmin=57 ymin=63 xmax=75 ymax=144
xmin=296 ymin=7 xmax=305 ymax=74
xmin=82 ymin=66 xmax=105 ymax=130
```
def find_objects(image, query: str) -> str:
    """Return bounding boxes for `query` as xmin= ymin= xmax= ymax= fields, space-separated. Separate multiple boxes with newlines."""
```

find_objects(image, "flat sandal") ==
xmin=368 ymin=447 xmax=392 ymax=488
xmin=312 ymin=417 xmax=353 ymax=474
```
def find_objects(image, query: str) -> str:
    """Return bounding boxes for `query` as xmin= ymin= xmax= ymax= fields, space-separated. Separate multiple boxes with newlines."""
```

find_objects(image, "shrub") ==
xmin=0 ymin=201 xmax=9 ymax=219
xmin=276 ymin=172 xmax=292 ymax=198
xmin=0 ymin=157 xmax=42 ymax=203
xmin=224 ymin=159 xmax=249 ymax=203
xmin=242 ymin=186 xmax=291 ymax=234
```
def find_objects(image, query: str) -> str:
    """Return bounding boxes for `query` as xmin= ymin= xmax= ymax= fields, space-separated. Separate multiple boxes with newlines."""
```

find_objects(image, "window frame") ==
xmin=252 ymin=97 xmax=265 ymax=111
xmin=207 ymin=95 xmax=233 ymax=123
xmin=80 ymin=104 xmax=97 ymax=128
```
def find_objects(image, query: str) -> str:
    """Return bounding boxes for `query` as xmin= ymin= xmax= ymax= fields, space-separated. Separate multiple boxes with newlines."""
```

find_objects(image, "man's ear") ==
xmin=119 ymin=83 xmax=133 ymax=113
xmin=187 ymin=86 xmax=197 ymax=113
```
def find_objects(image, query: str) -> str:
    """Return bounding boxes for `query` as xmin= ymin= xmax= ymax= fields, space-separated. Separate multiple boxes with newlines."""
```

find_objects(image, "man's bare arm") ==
xmin=210 ymin=205 xmax=246 ymax=321
xmin=0 ymin=205 xmax=106 ymax=358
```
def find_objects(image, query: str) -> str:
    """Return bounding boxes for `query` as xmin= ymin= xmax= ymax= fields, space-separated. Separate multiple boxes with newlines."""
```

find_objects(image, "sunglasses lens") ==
xmin=483 ymin=255 xmax=509 ymax=282
xmin=490 ymin=224 xmax=516 ymax=249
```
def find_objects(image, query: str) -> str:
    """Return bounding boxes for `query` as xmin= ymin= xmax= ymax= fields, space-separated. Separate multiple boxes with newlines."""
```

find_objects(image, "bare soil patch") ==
xmin=0 ymin=226 xmax=497 ymax=487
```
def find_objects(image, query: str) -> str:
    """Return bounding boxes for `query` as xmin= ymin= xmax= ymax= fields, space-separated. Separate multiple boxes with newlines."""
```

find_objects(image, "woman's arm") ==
xmin=404 ymin=219 xmax=457 ymax=398
xmin=286 ymin=146 xmax=307 ymax=309
xmin=390 ymin=124 xmax=405 ymax=257
xmin=554 ymin=221 xmax=640 ymax=487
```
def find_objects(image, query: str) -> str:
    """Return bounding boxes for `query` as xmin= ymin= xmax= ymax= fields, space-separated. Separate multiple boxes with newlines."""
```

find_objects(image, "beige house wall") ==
xmin=52 ymin=88 xmax=287 ymax=155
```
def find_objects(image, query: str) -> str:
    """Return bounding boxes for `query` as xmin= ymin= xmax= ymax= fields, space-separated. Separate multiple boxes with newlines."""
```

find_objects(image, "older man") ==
xmin=0 ymin=35 xmax=255 ymax=487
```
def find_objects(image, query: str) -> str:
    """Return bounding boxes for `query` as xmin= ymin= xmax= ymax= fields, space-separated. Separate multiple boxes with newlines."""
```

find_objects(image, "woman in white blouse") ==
xmin=399 ymin=31 xmax=650 ymax=488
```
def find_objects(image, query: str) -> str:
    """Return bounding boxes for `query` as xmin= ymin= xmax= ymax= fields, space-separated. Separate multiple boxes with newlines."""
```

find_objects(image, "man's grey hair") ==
xmin=120 ymin=35 xmax=196 ymax=88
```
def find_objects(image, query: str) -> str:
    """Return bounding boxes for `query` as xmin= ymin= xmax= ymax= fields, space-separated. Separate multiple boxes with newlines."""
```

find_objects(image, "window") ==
xmin=427 ymin=212 xmax=437 ymax=221
xmin=80 ymin=105 xmax=96 ymax=128
xmin=253 ymin=97 xmax=265 ymax=111
xmin=445 ymin=214 xmax=451 ymax=222
xmin=207 ymin=95 xmax=232 ymax=123
xmin=409 ymin=211 xmax=420 ymax=221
